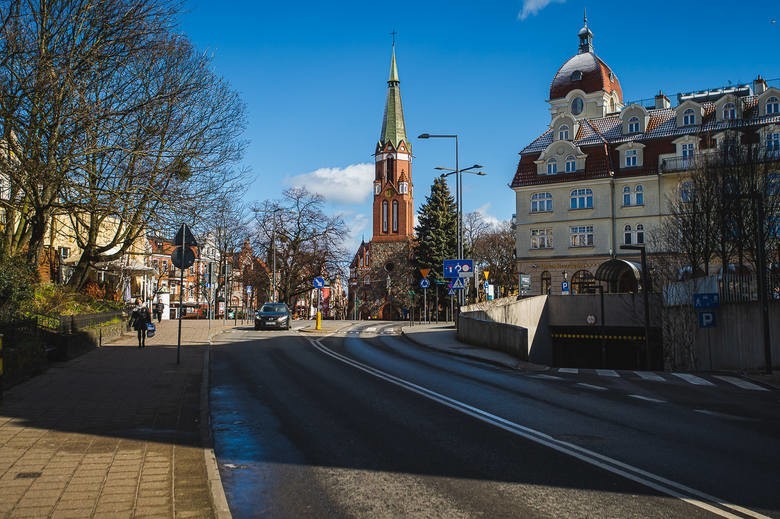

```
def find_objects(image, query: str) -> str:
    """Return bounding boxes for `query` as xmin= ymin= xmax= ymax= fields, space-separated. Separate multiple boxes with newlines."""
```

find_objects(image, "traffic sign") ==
xmin=694 ymin=293 xmax=720 ymax=309
xmin=171 ymin=246 xmax=195 ymax=269
xmin=443 ymin=259 xmax=474 ymax=278
xmin=313 ymin=276 xmax=325 ymax=289
xmin=520 ymin=274 xmax=531 ymax=289
xmin=483 ymin=270 xmax=490 ymax=280
xmin=419 ymin=268 xmax=431 ymax=278
xmin=561 ymin=280 xmax=570 ymax=295
xmin=173 ymin=223 xmax=198 ymax=247
xmin=483 ymin=280 xmax=489 ymax=290
xmin=451 ymin=278 xmax=465 ymax=290
xmin=698 ymin=311 xmax=716 ymax=328
xmin=419 ymin=279 xmax=430 ymax=289
xmin=448 ymin=288 xmax=455 ymax=296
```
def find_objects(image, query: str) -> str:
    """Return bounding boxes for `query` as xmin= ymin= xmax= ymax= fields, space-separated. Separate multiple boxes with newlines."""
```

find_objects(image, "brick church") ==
xmin=348 ymin=45 xmax=416 ymax=320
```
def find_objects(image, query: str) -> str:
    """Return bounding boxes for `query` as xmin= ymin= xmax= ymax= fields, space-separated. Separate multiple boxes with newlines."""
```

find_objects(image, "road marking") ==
xmin=634 ymin=371 xmax=666 ymax=381
xmin=671 ymin=373 xmax=715 ymax=386
xmin=558 ymin=368 xmax=579 ymax=374
xmin=530 ymin=374 xmax=564 ymax=380
xmin=712 ymin=376 xmax=769 ymax=391
xmin=596 ymin=369 xmax=619 ymax=377
xmin=577 ymin=383 xmax=607 ymax=391
xmin=694 ymin=409 xmax=756 ymax=422
xmin=307 ymin=336 xmax=767 ymax=519
xmin=628 ymin=394 xmax=667 ymax=403
xmin=364 ymin=327 xmax=377 ymax=333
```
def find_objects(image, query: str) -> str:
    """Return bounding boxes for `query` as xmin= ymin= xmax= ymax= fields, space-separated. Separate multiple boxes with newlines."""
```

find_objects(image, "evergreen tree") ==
xmin=414 ymin=177 xmax=458 ymax=278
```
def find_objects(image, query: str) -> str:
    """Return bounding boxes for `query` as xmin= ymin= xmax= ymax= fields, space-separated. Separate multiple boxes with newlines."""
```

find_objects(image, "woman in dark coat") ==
xmin=130 ymin=298 xmax=152 ymax=348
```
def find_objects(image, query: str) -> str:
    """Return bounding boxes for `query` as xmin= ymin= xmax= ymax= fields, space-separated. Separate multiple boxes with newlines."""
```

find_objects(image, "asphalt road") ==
xmin=210 ymin=322 xmax=780 ymax=518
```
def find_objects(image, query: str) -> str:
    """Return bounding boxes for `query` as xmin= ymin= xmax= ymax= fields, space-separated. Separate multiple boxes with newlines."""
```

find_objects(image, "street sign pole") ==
xmin=176 ymin=224 xmax=187 ymax=365
xmin=423 ymin=287 xmax=427 ymax=324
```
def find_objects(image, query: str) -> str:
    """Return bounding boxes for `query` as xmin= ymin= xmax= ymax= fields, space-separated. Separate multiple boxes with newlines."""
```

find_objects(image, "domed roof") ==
xmin=549 ymin=51 xmax=622 ymax=101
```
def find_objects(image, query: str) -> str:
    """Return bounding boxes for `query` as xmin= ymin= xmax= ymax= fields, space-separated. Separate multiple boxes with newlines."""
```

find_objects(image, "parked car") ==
xmin=255 ymin=303 xmax=291 ymax=330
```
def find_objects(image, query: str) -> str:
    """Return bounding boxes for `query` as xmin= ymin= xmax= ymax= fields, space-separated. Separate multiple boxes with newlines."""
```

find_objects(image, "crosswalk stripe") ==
xmin=712 ymin=376 xmax=769 ymax=391
xmin=558 ymin=368 xmax=579 ymax=374
xmin=628 ymin=394 xmax=667 ymax=403
xmin=671 ymin=373 xmax=715 ymax=386
xmin=596 ymin=369 xmax=619 ymax=377
xmin=634 ymin=371 xmax=666 ymax=381
xmin=577 ymin=383 xmax=607 ymax=391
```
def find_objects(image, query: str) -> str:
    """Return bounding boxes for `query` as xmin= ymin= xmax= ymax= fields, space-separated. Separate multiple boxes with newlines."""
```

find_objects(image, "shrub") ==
xmin=0 ymin=256 xmax=36 ymax=320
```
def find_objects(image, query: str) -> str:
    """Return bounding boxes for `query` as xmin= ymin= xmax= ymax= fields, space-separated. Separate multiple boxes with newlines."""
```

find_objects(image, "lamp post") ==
xmin=418 ymin=131 xmax=484 ymax=307
xmin=620 ymin=244 xmax=652 ymax=369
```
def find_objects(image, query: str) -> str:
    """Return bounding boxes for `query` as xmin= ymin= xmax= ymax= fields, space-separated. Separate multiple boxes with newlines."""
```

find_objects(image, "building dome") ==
xmin=549 ymin=52 xmax=622 ymax=101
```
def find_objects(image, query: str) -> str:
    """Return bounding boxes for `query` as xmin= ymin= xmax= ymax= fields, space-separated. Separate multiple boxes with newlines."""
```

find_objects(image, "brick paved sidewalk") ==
xmin=0 ymin=319 xmax=234 ymax=518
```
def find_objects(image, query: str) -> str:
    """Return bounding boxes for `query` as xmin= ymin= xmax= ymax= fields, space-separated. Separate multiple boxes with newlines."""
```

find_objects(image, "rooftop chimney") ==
xmin=753 ymin=75 xmax=767 ymax=95
xmin=655 ymin=91 xmax=671 ymax=109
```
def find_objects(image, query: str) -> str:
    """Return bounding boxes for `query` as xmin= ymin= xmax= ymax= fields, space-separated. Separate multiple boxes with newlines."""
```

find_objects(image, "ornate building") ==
xmin=349 ymin=45 xmax=416 ymax=319
xmin=511 ymin=15 xmax=780 ymax=296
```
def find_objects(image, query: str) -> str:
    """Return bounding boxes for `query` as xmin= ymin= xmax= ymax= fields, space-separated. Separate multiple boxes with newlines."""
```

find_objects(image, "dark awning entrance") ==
xmin=594 ymin=259 xmax=642 ymax=293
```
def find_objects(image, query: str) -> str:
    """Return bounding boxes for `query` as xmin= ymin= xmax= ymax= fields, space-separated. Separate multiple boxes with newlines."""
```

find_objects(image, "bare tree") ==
xmin=470 ymin=217 xmax=518 ymax=298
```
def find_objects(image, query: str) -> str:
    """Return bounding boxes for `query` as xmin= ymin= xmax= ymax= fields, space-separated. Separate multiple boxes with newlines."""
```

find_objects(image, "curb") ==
xmin=202 ymin=330 xmax=232 ymax=519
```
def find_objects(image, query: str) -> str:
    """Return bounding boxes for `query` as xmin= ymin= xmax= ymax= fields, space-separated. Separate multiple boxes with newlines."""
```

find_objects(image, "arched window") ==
xmin=767 ymin=96 xmax=780 ymax=115
xmin=683 ymin=108 xmax=696 ymax=126
xmin=546 ymin=158 xmax=557 ymax=175
xmin=382 ymin=201 xmax=388 ymax=232
xmin=623 ymin=186 xmax=631 ymax=206
xmin=723 ymin=102 xmax=736 ymax=120
xmin=635 ymin=184 xmax=644 ymax=205
xmin=541 ymin=271 xmax=551 ymax=295
xmin=636 ymin=224 xmax=645 ymax=244
xmin=624 ymin=224 xmax=632 ymax=244
xmin=392 ymin=200 xmax=399 ymax=232
xmin=558 ymin=125 xmax=570 ymax=141
xmin=571 ymin=270 xmax=595 ymax=295
xmin=570 ymin=188 xmax=593 ymax=209
xmin=565 ymin=155 xmax=576 ymax=172
xmin=386 ymin=158 xmax=395 ymax=183
xmin=628 ymin=116 xmax=640 ymax=133
xmin=530 ymin=192 xmax=553 ymax=213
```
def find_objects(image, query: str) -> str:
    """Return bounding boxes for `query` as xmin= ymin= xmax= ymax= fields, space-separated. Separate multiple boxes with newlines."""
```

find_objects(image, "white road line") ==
xmin=671 ymin=373 xmax=715 ymax=386
xmin=712 ymin=376 xmax=769 ymax=391
xmin=530 ymin=374 xmax=565 ymax=380
xmin=694 ymin=409 xmax=755 ymax=422
xmin=364 ymin=327 xmax=377 ymax=333
xmin=558 ymin=368 xmax=579 ymax=374
xmin=634 ymin=371 xmax=666 ymax=381
xmin=576 ymin=383 xmax=608 ymax=391
xmin=307 ymin=336 xmax=768 ymax=519
xmin=596 ymin=369 xmax=619 ymax=377
xmin=628 ymin=394 xmax=667 ymax=403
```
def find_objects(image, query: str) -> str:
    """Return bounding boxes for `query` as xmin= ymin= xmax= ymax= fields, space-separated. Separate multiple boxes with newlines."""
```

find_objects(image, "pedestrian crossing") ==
xmin=551 ymin=368 xmax=769 ymax=391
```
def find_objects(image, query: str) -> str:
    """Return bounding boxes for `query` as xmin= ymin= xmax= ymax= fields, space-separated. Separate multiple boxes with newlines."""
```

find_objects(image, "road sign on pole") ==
xmin=313 ymin=276 xmax=325 ymax=289
xmin=419 ymin=279 xmax=430 ymax=289
xmin=419 ymin=268 xmax=431 ymax=278
xmin=452 ymin=278 xmax=465 ymax=290
xmin=443 ymin=259 xmax=474 ymax=278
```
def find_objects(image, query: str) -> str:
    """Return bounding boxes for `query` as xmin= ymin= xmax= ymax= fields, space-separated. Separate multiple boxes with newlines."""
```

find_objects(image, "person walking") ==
xmin=129 ymin=298 xmax=152 ymax=348
xmin=156 ymin=302 xmax=164 ymax=323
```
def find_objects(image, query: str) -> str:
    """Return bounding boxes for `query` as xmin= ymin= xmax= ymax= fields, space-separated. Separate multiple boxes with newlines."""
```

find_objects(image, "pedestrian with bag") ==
xmin=129 ymin=298 xmax=152 ymax=348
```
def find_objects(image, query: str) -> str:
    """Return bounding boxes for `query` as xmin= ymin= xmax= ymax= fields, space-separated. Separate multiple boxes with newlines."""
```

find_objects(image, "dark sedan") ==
xmin=254 ymin=303 xmax=291 ymax=330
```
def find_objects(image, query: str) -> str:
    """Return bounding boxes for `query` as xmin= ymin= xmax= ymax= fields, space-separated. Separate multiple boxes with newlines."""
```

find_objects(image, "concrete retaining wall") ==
xmin=458 ymin=313 xmax=529 ymax=360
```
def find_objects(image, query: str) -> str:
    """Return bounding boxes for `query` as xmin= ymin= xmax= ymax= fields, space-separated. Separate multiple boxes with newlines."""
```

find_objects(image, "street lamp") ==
xmin=620 ymin=244 xmax=652 ymax=369
xmin=418 ymin=132 xmax=485 ymax=306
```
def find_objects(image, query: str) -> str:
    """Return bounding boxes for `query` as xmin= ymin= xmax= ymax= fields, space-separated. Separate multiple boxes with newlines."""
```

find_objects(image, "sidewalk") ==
xmin=0 ymin=318 xmax=235 ymax=518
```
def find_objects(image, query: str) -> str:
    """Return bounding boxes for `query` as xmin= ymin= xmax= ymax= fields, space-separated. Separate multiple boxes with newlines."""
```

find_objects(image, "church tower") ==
xmin=372 ymin=44 xmax=414 ymax=242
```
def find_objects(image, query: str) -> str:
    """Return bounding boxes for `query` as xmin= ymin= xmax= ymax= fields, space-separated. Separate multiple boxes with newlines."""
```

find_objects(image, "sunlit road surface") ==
xmin=210 ymin=322 xmax=779 ymax=518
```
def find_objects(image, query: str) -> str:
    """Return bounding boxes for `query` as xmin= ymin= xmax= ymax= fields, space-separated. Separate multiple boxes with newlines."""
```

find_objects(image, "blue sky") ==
xmin=179 ymin=0 xmax=779 ymax=252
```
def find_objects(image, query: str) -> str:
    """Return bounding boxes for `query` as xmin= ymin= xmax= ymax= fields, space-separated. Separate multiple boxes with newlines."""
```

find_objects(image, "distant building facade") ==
xmin=511 ymin=15 xmax=780 ymax=295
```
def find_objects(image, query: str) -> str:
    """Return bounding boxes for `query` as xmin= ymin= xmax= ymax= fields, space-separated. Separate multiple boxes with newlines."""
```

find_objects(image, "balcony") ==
xmin=660 ymin=156 xmax=698 ymax=173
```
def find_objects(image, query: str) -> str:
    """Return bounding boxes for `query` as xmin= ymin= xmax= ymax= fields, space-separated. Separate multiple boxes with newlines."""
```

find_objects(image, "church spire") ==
xmin=578 ymin=9 xmax=594 ymax=54
xmin=379 ymin=44 xmax=409 ymax=152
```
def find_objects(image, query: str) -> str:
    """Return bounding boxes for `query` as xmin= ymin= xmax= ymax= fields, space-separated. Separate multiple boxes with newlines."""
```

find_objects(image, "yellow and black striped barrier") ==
xmin=551 ymin=332 xmax=644 ymax=342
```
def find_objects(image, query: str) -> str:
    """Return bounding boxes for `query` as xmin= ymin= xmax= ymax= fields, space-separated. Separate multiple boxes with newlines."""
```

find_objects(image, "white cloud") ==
xmin=518 ymin=0 xmax=565 ymax=20
xmin=475 ymin=203 xmax=504 ymax=229
xmin=336 ymin=210 xmax=370 ymax=255
xmin=286 ymin=163 xmax=373 ymax=205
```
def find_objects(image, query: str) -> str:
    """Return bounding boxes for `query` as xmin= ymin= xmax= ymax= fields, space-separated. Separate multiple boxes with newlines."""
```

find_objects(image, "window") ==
xmin=541 ymin=271 xmax=552 ymax=295
xmin=570 ymin=225 xmax=594 ymax=247
xmin=723 ymin=102 xmax=736 ymax=120
xmin=623 ymin=186 xmax=631 ymax=206
xmin=399 ymin=181 xmax=408 ymax=194
xmin=683 ymin=108 xmax=696 ymax=126
xmin=681 ymin=142 xmax=695 ymax=167
xmin=625 ymin=149 xmax=637 ymax=167
xmin=571 ymin=270 xmax=595 ymax=294
xmin=571 ymin=97 xmax=584 ymax=115
xmin=530 ymin=228 xmax=553 ymax=249
xmin=680 ymin=181 xmax=694 ymax=203
xmin=558 ymin=125 xmax=570 ymax=141
xmin=767 ymin=132 xmax=780 ymax=153
xmin=628 ymin=116 xmax=640 ymax=133
xmin=635 ymin=185 xmax=644 ymax=205
xmin=374 ymin=183 xmax=381 ymax=196
xmin=530 ymin=192 xmax=553 ymax=213
xmin=382 ymin=201 xmax=388 ymax=232
xmin=624 ymin=225 xmax=633 ymax=245
xmin=637 ymin=224 xmax=645 ymax=244
xmin=392 ymin=200 xmax=398 ymax=232
xmin=386 ymin=158 xmax=395 ymax=183
xmin=58 ymin=246 xmax=71 ymax=260
xmin=768 ymin=96 xmax=780 ymax=115
xmin=546 ymin=158 xmax=557 ymax=175
xmin=570 ymin=188 xmax=593 ymax=209
xmin=565 ymin=155 xmax=577 ymax=172
xmin=571 ymin=71 xmax=583 ymax=81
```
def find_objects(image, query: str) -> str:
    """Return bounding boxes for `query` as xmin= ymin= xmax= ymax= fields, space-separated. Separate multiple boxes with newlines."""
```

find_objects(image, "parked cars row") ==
xmin=254 ymin=302 xmax=291 ymax=330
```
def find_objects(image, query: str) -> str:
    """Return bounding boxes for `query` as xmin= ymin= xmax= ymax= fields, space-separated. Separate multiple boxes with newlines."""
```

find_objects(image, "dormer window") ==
xmin=546 ymin=158 xmax=558 ymax=175
xmin=767 ymin=97 xmax=779 ymax=115
xmin=399 ymin=181 xmax=409 ymax=194
xmin=723 ymin=102 xmax=737 ymax=120
xmin=571 ymin=70 xmax=582 ymax=81
xmin=558 ymin=125 xmax=570 ymax=140
xmin=628 ymin=117 xmax=640 ymax=133
xmin=625 ymin=149 xmax=637 ymax=167
xmin=683 ymin=109 xmax=696 ymax=126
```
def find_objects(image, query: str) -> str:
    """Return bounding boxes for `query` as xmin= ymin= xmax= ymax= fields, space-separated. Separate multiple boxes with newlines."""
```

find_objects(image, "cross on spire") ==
xmin=390 ymin=29 xmax=397 ymax=46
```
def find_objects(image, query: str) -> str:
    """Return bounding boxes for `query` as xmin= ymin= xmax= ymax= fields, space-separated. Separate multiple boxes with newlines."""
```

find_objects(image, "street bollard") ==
xmin=315 ymin=311 xmax=322 ymax=331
